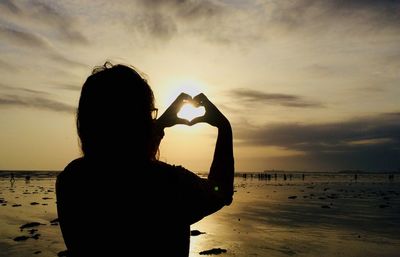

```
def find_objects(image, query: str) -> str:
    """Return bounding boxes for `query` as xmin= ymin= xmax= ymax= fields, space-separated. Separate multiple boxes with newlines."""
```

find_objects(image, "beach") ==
xmin=0 ymin=172 xmax=399 ymax=257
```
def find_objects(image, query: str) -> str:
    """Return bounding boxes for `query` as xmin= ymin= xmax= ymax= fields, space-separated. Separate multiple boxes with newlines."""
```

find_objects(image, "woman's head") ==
xmin=77 ymin=62 xmax=157 ymax=160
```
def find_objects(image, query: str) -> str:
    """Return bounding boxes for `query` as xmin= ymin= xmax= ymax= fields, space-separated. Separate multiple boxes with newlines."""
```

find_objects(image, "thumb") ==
xmin=189 ymin=115 xmax=206 ymax=126
xmin=176 ymin=118 xmax=191 ymax=126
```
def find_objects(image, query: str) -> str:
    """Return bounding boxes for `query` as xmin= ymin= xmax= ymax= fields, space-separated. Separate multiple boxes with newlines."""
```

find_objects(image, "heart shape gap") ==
xmin=177 ymin=103 xmax=205 ymax=122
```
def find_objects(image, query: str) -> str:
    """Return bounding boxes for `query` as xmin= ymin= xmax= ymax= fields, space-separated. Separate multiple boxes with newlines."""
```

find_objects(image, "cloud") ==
xmin=0 ymin=25 xmax=86 ymax=69
xmin=48 ymin=52 xmax=87 ymax=68
xmin=0 ymin=0 xmax=20 ymax=14
xmin=0 ymin=58 xmax=19 ymax=72
xmin=0 ymin=83 xmax=74 ymax=113
xmin=0 ymin=26 xmax=50 ymax=48
xmin=130 ymin=0 xmax=226 ymax=42
xmin=268 ymin=0 xmax=400 ymax=33
xmin=133 ymin=13 xmax=178 ymax=40
xmin=55 ymin=83 xmax=82 ymax=91
xmin=130 ymin=0 xmax=400 ymax=46
xmin=0 ymin=0 xmax=88 ymax=45
xmin=27 ymin=0 xmax=88 ymax=45
xmin=230 ymin=89 xmax=323 ymax=108
xmin=236 ymin=112 xmax=400 ymax=171
xmin=0 ymin=94 xmax=74 ymax=113
xmin=137 ymin=0 xmax=223 ymax=20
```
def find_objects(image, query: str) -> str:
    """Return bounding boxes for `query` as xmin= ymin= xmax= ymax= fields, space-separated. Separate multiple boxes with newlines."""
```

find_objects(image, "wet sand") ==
xmin=0 ymin=173 xmax=399 ymax=257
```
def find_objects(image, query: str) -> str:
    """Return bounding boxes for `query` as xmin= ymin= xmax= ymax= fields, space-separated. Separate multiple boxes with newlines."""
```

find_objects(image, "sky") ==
xmin=0 ymin=0 xmax=399 ymax=172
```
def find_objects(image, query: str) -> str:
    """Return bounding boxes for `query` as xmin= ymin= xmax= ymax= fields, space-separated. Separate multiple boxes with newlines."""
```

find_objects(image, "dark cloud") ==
xmin=175 ymin=0 xmax=223 ymax=21
xmin=0 ymin=83 xmax=73 ymax=113
xmin=0 ymin=0 xmax=88 ymax=45
xmin=0 ymin=26 xmax=50 ymax=48
xmin=132 ymin=0 xmax=224 ymax=41
xmin=269 ymin=0 xmax=400 ymax=32
xmin=0 ymin=0 xmax=21 ymax=14
xmin=230 ymin=89 xmax=323 ymax=108
xmin=17 ymin=88 xmax=49 ymax=96
xmin=55 ymin=83 xmax=82 ymax=91
xmin=138 ymin=0 xmax=223 ymax=20
xmin=0 ymin=94 xmax=74 ymax=113
xmin=133 ymin=13 xmax=177 ymax=40
xmin=236 ymin=113 xmax=400 ymax=171
xmin=27 ymin=0 xmax=88 ymax=45
xmin=0 ymin=25 xmax=86 ymax=69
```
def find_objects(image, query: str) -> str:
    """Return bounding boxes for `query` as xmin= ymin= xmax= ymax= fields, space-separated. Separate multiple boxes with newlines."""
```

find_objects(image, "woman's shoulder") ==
xmin=150 ymin=160 xmax=202 ymax=181
xmin=151 ymin=160 xmax=189 ymax=173
xmin=57 ymin=158 xmax=85 ymax=181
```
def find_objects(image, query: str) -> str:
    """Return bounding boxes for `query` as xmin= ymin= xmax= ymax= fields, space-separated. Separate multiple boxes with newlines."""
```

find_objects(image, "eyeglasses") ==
xmin=151 ymin=108 xmax=158 ymax=120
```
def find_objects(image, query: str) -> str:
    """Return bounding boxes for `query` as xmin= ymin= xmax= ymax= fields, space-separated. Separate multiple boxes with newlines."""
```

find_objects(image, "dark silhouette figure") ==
xmin=56 ymin=63 xmax=234 ymax=257
xmin=10 ymin=172 xmax=15 ymax=186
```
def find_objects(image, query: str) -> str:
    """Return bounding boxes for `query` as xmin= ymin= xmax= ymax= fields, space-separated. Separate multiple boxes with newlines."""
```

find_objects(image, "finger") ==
xmin=171 ymin=93 xmax=192 ymax=109
xmin=189 ymin=115 xmax=206 ymax=126
xmin=192 ymin=93 xmax=208 ymax=107
xmin=176 ymin=92 xmax=192 ymax=102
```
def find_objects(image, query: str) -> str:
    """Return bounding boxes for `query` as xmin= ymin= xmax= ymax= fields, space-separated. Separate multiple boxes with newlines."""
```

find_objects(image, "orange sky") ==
xmin=0 ymin=0 xmax=399 ymax=172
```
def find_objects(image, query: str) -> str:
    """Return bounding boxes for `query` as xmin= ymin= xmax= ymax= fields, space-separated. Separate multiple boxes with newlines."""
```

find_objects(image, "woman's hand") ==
xmin=190 ymin=93 xmax=230 ymax=129
xmin=156 ymin=93 xmax=192 ymax=129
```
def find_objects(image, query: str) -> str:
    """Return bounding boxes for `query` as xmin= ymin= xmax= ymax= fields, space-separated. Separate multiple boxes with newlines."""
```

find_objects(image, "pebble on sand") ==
xmin=30 ymin=202 xmax=40 ymax=205
xmin=288 ymin=196 xmax=297 ymax=199
xmin=50 ymin=218 xmax=59 ymax=226
xmin=20 ymin=222 xmax=43 ymax=230
xmin=12 ymin=204 xmax=22 ymax=207
xmin=191 ymin=230 xmax=206 ymax=236
xmin=57 ymin=250 xmax=68 ymax=257
xmin=199 ymin=248 xmax=227 ymax=255
xmin=14 ymin=236 xmax=30 ymax=242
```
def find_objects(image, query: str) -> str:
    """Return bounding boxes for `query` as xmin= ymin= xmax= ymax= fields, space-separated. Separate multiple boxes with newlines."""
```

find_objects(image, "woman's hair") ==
xmin=77 ymin=62 xmax=157 ymax=161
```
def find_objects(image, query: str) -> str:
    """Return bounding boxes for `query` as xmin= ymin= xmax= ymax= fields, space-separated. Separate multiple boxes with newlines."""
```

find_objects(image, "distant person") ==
xmin=10 ymin=173 xmax=15 ymax=185
xmin=25 ymin=175 xmax=30 ymax=183
xmin=56 ymin=62 xmax=234 ymax=257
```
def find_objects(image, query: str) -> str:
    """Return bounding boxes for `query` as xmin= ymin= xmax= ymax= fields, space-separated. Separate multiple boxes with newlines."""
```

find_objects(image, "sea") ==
xmin=0 ymin=171 xmax=399 ymax=257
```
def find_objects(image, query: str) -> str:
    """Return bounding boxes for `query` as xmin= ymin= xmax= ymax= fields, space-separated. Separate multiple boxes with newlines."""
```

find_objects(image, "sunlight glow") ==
xmin=177 ymin=103 xmax=205 ymax=122
xmin=164 ymin=78 xmax=208 ymax=107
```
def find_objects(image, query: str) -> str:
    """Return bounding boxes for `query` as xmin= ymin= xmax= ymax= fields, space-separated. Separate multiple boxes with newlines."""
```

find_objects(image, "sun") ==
xmin=177 ymin=102 xmax=205 ymax=122
xmin=167 ymin=78 xmax=206 ymax=98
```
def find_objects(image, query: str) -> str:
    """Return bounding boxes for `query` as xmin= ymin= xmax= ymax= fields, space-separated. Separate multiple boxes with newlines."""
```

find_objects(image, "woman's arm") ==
xmin=154 ymin=92 xmax=234 ymax=222
xmin=190 ymin=94 xmax=234 ymax=205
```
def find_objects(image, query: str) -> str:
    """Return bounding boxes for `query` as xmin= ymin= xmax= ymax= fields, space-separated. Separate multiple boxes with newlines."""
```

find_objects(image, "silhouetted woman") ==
xmin=56 ymin=63 xmax=234 ymax=257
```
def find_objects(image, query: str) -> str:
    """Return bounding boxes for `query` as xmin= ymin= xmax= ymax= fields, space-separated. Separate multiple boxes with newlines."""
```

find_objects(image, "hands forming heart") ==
xmin=156 ymin=93 xmax=229 ymax=129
